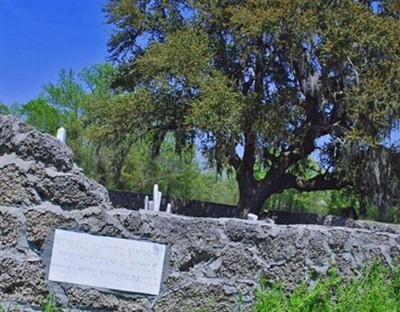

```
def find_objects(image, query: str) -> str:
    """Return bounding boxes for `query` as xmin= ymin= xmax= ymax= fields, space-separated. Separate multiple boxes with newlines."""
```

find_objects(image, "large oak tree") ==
xmin=104 ymin=0 xmax=400 ymax=219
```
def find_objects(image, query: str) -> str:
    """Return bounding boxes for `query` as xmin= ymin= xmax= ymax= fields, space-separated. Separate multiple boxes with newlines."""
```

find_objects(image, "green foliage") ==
xmin=254 ymin=261 xmax=400 ymax=312
xmin=119 ymin=137 xmax=239 ymax=204
xmin=4 ymin=98 xmax=62 ymax=135
xmin=264 ymin=189 xmax=331 ymax=215
xmin=13 ymin=64 xmax=119 ymax=183
xmin=80 ymin=63 xmax=115 ymax=95
xmin=0 ymin=102 xmax=26 ymax=117
xmin=42 ymin=294 xmax=63 ymax=312
xmin=0 ymin=103 xmax=10 ymax=115
xmin=44 ymin=68 xmax=85 ymax=115
xmin=20 ymin=97 xmax=62 ymax=134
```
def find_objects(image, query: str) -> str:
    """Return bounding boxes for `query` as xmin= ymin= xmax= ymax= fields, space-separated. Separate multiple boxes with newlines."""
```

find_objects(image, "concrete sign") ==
xmin=48 ymin=229 xmax=166 ymax=296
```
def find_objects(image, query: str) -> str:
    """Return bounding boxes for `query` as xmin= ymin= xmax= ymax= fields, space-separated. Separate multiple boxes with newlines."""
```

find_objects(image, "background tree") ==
xmin=104 ymin=0 xmax=400 ymax=219
xmin=5 ymin=65 xmax=114 ymax=182
xmin=20 ymin=97 xmax=61 ymax=134
xmin=0 ymin=103 xmax=10 ymax=115
xmin=342 ymin=143 xmax=400 ymax=221
xmin=36 ymin=64 xmax=127 ymax=184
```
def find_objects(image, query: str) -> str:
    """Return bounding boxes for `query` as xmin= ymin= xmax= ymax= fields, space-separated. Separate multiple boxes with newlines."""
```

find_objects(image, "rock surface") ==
xmin=0 ymin=115 xmax=111 ymax=210
xmin=1 ymin=116 xmax=400 ymax=311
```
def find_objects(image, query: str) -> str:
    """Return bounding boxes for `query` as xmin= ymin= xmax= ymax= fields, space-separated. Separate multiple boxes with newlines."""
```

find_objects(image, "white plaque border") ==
xmin=45 ymin=229 xmax=169 ymax=297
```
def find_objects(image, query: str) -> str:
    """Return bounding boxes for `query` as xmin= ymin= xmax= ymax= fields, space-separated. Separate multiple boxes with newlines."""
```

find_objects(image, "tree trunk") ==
xmin=236 ymin=174 xmax=272 ymax=218
xmin=377 ymin=192 xmax=390 ymax=222
xmin=359 ymin=197 xmax=367 ymax=218
xmin=235 ymin=161 xmax=287 ymax=218
xmin=234 ymin=152 xmax=345 ymax=219
xmin=378 ymin=204 xmax=389 ymax=222
xmin=112 ymin=160 xmax=124 ymax=189
xmin=236 ymin=189 xmax=267 ymax=219
xmin=112 ymin=139 xmax=134 ymax=189
xmin=95 ymin=146 xmax=108 ymax=186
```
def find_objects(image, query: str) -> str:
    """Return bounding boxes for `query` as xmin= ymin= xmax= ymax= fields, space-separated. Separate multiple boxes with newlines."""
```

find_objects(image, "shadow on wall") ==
xmin=108 ymin=190 xmax=355 ymax=226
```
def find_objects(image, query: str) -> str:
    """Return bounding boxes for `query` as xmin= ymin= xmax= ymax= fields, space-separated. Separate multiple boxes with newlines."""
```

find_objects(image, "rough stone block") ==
xmin=25 ymin=207 xmax=76 ymax=250
xmin=0 ymin=209 xmax=20 ymax=247
xmin=66 ymin=288 xmax=150 ymax=312
xmin=0 ymin=164 xmax=40 ymax=207
xmin=0 ymin=257 xmax=47 ymax=306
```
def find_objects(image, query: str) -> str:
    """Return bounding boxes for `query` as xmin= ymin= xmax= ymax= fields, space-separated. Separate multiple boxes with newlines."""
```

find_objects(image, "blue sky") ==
xmin=0 ymin=0 xmax=109 ymax=105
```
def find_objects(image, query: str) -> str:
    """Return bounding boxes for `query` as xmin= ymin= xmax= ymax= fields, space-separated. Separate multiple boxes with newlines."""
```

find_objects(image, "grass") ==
xmin=42 ymin=294 xmax=65 ymax=312
xmin=254 ymin=261 xmax=400 ymax=312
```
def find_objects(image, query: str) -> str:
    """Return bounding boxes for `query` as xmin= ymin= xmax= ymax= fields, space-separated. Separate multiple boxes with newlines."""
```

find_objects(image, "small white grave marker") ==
xmin=48 ymin=229 xmax=166 ymax=296
xmin=56 ymin=127 xmax=66 ymax=144
xmin=155 ymin=191 xmax=162 ymax=211
xmin=153 ymin=184 xmax=159 ymax=211
xmin=166 ymin=203 xmax=172 ymax=213
xmin=144 ymin=196 xmax=149 ymax=210
xmin=247 ymin=213 xmax=258 ymax=221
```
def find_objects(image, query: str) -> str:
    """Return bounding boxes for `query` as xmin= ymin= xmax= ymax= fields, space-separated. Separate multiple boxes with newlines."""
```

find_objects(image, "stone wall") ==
xmin=1 ymin=116 xmax=400 ymax=311
xmin=1 ymin=207 xmax=400 ymax=312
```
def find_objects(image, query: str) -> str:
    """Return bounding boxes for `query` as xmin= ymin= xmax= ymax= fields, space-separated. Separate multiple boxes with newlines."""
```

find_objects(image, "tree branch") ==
xmin=282 ymin=172 xmax=349 ymax=192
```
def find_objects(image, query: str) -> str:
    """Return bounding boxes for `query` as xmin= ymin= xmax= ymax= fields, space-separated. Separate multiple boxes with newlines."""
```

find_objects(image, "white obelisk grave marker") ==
xmin=56 ymin=127 xmax=67 ymax=144
xmin=153 ymin=184 xmax=159 ymax=211
xmin=49 ymin=229 xmax=166 ymax=296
